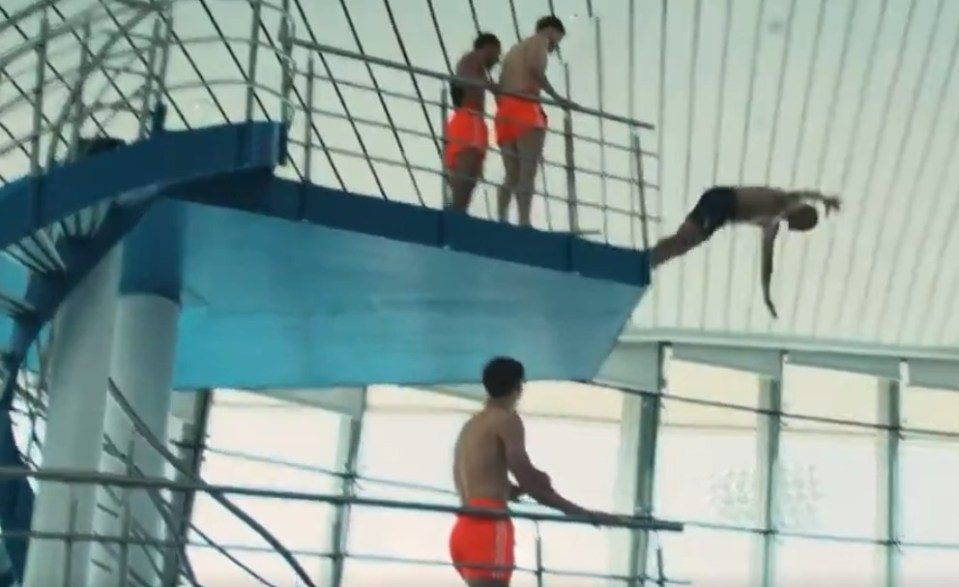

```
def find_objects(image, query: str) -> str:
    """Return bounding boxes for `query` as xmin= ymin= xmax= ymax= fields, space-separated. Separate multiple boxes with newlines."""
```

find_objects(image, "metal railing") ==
xmin=102 ymin=377 xmax=318 ymax=587
xmin=0 ymin=0 xmax=660 ymax=252
xmin=0 ymin=0 xmax=172 ymax=174
xmin=285 ymin=37 xmax=659 ymax=249
xmin=0 ymin=464 xmax=684 ymax=587
xmin=7 ymin=371 xmax=687 ymax=587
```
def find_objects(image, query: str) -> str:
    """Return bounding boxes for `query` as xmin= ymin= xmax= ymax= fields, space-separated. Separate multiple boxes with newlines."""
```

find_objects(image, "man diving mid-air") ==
xmin=650 ymin=186 xmax=842 ymax=318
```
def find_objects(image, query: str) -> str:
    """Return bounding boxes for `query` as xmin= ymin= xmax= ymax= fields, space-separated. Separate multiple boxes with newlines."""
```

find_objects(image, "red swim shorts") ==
xmin=444 ymin=108 xmax=489 ymax=171
xmin=449 ymin=498 xmax=514 ymax=582
xmin=494 ymin=96 xmax=547 ymax=146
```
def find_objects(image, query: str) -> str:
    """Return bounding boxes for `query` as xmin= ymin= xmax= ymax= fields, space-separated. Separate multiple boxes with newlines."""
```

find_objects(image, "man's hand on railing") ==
xmin=584 ymin=510 xmax=631 ymax=528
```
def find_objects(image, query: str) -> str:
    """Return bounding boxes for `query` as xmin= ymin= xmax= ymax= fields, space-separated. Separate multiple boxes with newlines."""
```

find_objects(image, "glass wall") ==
xmin=776 ymin=364 xmax=881 ymax=586
xmin=899 ymin=385 xmax=959 ymax=584
xmin=187 ymin=390 xmax=343 ymax=585
xmin=653 ymin=358 xmax=760 ymax=586
xmin=186 ymin=351 xmax=959 ymax=587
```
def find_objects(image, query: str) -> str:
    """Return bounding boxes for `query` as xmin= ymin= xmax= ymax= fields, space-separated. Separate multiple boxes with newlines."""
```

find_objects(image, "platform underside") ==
xmin=172 ymin=201 xmax=647 ymax=388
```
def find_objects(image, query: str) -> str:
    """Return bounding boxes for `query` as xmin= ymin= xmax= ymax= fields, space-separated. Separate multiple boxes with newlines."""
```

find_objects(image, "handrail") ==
xmin=103 ymin=379 xmax=317 ymax=587
xmin=0 ymin=465 xmax=684 ymax=532
xmin=0 ymin=0 xmax=170 ymax=71
xmin=289 ymin=37 xmax=655 ymax=131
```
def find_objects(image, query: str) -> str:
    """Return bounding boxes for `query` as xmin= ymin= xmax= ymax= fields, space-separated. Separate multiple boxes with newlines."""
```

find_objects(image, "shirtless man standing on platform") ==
xmin=449 ymin=357 xmax=619 ymax=586
xmin=445 ymin=33 xmax=502 ymax=213
xmin=650 ymin=186 xmax=842 ymax=317
xmin=495 ymin=16 xmax=577 ymax=227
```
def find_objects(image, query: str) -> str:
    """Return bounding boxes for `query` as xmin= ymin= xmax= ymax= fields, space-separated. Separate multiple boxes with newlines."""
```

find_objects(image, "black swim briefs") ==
xmin=686 ymin=186 xmax=737 ymax=238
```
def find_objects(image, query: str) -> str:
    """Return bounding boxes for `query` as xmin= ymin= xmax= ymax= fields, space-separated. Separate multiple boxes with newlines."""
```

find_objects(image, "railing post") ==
xmin=69 ymin=21 xmax=92 ymax=161
xmin=30 ymin=9 xmax=50 ymax=176
xmin=277 ymin=0 xmax=295 ymax=128
xmin=328 ymin=388 xmax=367 ymax=587
xmin=562 ymin=63 xmax=578 ymax=234
xmin=138 ymin=18 xmax=164 ymax=140
xmin=244 ymin=0 xmax=263 ymax=122
xmin=655 ymin=540 xmax=666 ymax=587
xmin=593 ymin=17 xmax=609 ymax=241
xmin=303 ymin=57 xmax=316 ymax=184
xmin=878 ymin=377 xmax=902 ymax=587
xmin=534 ymin=522 xmax=544 ymax=587
xmin=160 ymin=391 xmax=212 ymax=587
xmin=631 ymin=132 xmax=651 ymax=252
xmin=155 ymin=6 xmax=174 ymax=108
xmin=440 ymin=88 xmax=450 ymax=208
xmin=63 ymin=493 xmax=78 ymax=587
xmin=115 ymin=439 xmax=135 ymax=587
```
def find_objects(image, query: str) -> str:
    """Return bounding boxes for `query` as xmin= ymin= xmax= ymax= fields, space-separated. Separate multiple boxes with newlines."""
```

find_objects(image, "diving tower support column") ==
xmin=91 ymin=200 xmax=183 ymax=587
xmin=23 ymin=246 xmax=121 ymax=587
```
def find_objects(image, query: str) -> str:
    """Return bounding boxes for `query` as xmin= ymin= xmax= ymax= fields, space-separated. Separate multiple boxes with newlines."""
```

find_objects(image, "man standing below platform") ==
xmin=445 ymin=33 xmax=503 ymax=213
xmin=495 ymin=16 xmax=577 ymax=227
xmin=449 ymin=357 xmax=619 ymax=586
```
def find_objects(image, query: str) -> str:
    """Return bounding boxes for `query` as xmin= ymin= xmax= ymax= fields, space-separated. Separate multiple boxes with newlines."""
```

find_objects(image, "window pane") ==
xmin=781 ymin=364 xmax=879 ymax=430
xmin=189 ymin=391 xmax=342 ymax=585
xmin=519 ymin=381 xmax=623 ymax=421
xmin=901 ymin=385 xmax=959 ymax=544
xmin=347 ymin=485 xmax=458 ymax=569
xmin=654 ymin=527 xmax=755 ymax=586
xmin=186 ymin=550 xmax=329 ymax=586
xmin=775 ymin=537 xmax=880 ymax=585
xmin=777 ymin=423 xmax=878 ymax=538
xmin=343 ymin=557 xmax=476 ymax=587
xmin=522 ymin=416 xmax=621 ymax=580
xmin=367 ymin=384 xmax=480 ymax=412
xmin=903 ymin=385 xmax=959 ymax=434
xmin=656 ymin=417 xmax=760 ymax=528
xmin=348 ymin=411 xmax=464 ymax=584
xmin=901 ymin=436 xmax=959 ymax=543
xmin=358 ymin=411 xmax=466 ymax=492
xmin=664 ymin=359 xmax=760 ymax=428
xmin=900 ymin=545 xmax=959 ymax=583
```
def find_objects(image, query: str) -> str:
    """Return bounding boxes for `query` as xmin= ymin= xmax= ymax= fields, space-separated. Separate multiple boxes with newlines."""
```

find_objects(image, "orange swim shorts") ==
xmin=449 ymin=498 xmax=514 ymax=583
xmin=444 ymin=108 xmax=489 ymax=171
xmin=494 ymin=96 xmax=547 ymax=146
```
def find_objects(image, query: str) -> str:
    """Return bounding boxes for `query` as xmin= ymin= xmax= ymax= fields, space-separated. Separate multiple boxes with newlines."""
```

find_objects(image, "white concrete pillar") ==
xmin=90 ymin=294 xmax=179 ymax=587
xmin=23 ymin=246 xmax=120 ymax=587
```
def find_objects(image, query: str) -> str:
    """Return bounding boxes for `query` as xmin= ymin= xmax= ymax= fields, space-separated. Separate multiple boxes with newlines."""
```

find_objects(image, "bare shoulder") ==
xmin=528 ymin=34 xmax=549 ymax=49
xmin=523 ymin=34 xmax=549 ymax=56
xmin=487 ymin=408 xmax=523 ymax=435
xmin=456 ymin=51 xmax=480 ymax=74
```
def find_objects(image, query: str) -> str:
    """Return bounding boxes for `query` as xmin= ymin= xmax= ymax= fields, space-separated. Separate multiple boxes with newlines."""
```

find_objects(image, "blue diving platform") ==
xmin=0 ymin=121 xmax=651 ymax=390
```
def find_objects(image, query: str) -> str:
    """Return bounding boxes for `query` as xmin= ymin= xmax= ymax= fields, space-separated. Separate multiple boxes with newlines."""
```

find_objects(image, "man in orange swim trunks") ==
xmin=450 ymin=357 xmax=620 ymax=586
xmin=445 ymin=33 xmax=502 ymax=213
xmin=495 ymin=16 xmax=576 ymax=227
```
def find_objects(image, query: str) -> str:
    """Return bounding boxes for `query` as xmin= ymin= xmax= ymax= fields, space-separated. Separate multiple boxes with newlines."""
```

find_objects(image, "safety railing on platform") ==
xmin=1 ymin=0 xmax=660 ymax=252
xmin=282 ymin=38 xmax=659 ymax=250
